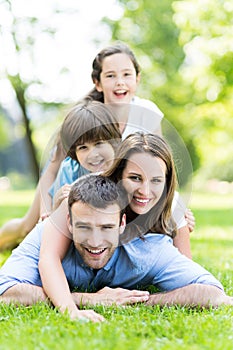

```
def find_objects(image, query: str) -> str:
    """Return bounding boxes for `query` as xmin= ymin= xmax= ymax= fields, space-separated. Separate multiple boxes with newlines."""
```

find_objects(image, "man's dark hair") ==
xmin=68 ymin=174 xmax=128 ymax=224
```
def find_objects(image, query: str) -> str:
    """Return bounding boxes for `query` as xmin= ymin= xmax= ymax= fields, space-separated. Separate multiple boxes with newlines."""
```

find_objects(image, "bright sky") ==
xmin=0 ymin=0 xmax=123 ymax=107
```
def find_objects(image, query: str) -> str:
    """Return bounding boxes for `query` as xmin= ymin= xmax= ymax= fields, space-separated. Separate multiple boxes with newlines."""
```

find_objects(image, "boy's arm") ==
xmin=38 ymin=200 xmax=77 ymax=316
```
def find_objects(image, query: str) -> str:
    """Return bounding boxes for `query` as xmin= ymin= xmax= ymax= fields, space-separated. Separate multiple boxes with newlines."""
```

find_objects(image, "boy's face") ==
xmin=95 ymin=53 xmax=140 ymax=105
xmin=68 ymin=201 xmax=126 ymax=270
xmin=75 ymin=141 xmax=115 ymax=173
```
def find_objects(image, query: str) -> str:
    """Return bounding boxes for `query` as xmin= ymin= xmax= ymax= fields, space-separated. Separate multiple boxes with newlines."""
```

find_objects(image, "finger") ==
xmin=78 ymin=311 xmax=105 ymax=323
xmin=117 ymin=295 xmax=150 ymax=305
xmin=131 ymin=290 xmax=150 ymax=296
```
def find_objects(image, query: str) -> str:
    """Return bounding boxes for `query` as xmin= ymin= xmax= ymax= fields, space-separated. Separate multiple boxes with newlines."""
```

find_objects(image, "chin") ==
xmin=133 ymin=206 xmax=150 ymax=215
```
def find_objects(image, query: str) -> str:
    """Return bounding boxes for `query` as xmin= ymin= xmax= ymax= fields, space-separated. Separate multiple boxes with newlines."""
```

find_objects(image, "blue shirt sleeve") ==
xmin=49 ymin=157 xmax=80 ymax=200
xmin=119 ymin=234 xmax=224 ymax=292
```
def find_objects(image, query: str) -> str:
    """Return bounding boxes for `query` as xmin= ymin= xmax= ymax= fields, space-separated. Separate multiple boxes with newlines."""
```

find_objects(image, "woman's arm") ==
xmin=171 ymin=191 xmax=192 ymax=259
xmin=173 ymin=225 xmax=192 ymax=259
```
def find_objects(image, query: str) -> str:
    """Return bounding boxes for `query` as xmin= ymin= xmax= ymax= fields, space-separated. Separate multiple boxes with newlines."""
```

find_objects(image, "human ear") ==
xmin=136 ymin=72 xmax=141 ymax=85
xmin=94 ymin=79 xmax=103 ymax=92
xmin=119 ymin=213 xmax=126 ymax=235
xmin=67 ymin=212 xmax=73 ymax=234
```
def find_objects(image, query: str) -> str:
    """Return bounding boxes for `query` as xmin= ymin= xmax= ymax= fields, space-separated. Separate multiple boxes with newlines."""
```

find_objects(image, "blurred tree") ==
xmin=0 ymin=0 xmax=74 ymax=182
xmin=0 ymin=107 xmax=9 ymax=149
xmin=7 ymin=74 xmax=39 ymax=180
xmin=172 ymin=0 xmax=233 ymax=181
xmin=104 ymin=0 xmax=233 ymax=180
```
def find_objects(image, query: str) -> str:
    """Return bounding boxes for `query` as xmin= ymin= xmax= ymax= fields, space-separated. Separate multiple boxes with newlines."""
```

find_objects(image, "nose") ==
xmin=87 ymin=230 xmax=103 ymax=247
xmin=137 ymin=180 xmax=150 ymax=197
xmin=87 ymin=146 xmax=100 ymax=159
xmin=115 ymin=75 xmax=125 ymax=86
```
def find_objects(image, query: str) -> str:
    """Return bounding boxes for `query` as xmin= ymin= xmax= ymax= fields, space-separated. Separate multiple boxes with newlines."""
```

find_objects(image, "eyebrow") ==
xmin=74 ymin=221 xmax=117 ymax=228
xmin=103 ymin=68 xmax=134 ymax=74
xmin=127 ymin=172 xmax=165 ymax=179
xmin=74 ymin=221 xmax=91 ymax=228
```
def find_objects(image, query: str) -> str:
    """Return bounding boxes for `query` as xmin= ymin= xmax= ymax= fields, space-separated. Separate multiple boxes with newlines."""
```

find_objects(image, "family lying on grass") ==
xmin=0 ymin=133 xmax=232 ymax=322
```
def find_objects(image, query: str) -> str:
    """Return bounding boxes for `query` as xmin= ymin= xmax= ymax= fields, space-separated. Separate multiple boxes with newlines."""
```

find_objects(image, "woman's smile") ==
xmin=122 ymin=152 xmax=166 ymax=215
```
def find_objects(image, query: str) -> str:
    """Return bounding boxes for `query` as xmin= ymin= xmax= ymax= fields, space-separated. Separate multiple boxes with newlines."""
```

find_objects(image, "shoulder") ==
xmin=123 ymin=234 xmax=173 ymax=257
xmin=61 ymin=157 xmax=79 ymax=170
xmin=131 ymin=96 xmax=164 ymax=117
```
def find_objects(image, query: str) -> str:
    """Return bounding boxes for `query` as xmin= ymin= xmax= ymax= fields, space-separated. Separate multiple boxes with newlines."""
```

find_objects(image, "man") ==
xmin=0 ymin=174 xmax=232 ymax=323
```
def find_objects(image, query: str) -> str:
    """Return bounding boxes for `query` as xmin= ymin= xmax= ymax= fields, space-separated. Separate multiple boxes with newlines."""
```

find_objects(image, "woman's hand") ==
xmin=185 ymin=208 xmax=195 ymax=233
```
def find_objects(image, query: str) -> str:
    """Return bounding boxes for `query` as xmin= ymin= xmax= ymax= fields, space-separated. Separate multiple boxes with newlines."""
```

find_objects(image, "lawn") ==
xmin=0 ymin=189 xmax=232 ymax=350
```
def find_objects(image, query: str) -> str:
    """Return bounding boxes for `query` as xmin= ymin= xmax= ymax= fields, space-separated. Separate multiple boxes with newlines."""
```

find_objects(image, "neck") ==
xmin=107 ymin=103 xmax=130 ymax=133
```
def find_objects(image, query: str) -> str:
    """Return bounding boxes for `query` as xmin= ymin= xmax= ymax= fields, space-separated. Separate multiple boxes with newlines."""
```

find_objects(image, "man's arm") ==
xmin=0 ymin=283 xmax=48 ymax=305
xmin=146 ymin=284 xmax=233 ymax=308
xmin=72 ymin=287 xmax=149 ymax=306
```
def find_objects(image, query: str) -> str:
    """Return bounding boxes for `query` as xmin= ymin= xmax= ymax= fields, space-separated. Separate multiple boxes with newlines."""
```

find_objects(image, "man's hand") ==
xmin=72 ymin=287 xmax=149 ymax=306
xmin=95 ymin=287 xmax=150 ymax=305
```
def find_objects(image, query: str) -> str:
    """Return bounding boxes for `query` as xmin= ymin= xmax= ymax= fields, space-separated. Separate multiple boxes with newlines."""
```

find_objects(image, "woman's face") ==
xmin=121 ymin=152 xmax=167 ymax=215
xmin=95 ymin=53 xmax=140 ymax=105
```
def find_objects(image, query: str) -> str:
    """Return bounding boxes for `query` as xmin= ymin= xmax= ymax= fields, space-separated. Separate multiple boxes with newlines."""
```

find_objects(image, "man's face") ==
xmin=68 ymin=202 xmax=125 ymax=270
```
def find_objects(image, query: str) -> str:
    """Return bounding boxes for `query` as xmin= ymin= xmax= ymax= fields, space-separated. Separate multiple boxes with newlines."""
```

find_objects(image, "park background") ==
xmin=0 ymin=1 xmax=232 ymax=349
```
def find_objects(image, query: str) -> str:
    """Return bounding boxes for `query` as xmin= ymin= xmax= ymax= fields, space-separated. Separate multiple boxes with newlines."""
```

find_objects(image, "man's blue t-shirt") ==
xmin=0 ymin=222 xmax=223 ymax=295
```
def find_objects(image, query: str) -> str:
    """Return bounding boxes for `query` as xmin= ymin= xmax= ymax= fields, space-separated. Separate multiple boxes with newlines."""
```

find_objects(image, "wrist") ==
xmin=72 ymin=292 xmax=95 ymax=307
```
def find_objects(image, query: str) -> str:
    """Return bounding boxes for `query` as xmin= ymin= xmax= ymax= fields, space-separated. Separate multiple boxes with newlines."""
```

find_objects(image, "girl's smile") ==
xmin=95 ymin=53 xmax=140 ymax=105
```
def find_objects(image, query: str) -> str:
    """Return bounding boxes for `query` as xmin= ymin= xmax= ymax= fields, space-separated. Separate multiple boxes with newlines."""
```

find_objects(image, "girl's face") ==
xmin=95 ymin=53 xmax=140 ymax=105
xmin=121 ymin=152 xmax=167 ymax=215
xmin=76 ymin=141 xmax=115 ymax=173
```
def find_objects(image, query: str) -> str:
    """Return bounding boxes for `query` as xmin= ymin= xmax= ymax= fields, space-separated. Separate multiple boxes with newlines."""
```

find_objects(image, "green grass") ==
xmin=0 ymin=189 xmax=232 ymax=350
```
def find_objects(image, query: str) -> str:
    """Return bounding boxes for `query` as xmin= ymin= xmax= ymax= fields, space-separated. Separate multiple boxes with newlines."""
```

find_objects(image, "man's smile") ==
xmin=85 ymin=247 xmax=107 ymax=256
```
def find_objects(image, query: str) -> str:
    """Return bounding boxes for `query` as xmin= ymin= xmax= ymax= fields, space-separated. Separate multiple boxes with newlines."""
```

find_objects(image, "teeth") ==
xmin=115 ymin=90 xmax=126 ymax=94
xmin=87 ymin=248 xmax=105 ymax=254
xmin=135 ymin=198 xmax=150 ymax=203
xmin=89 ymin=160 xmax=103 ymax=166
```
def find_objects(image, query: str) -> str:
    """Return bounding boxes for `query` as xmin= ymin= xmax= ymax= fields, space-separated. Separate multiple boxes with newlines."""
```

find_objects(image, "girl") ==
xmin=39 ymin=132 xmax=191 ymax=318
